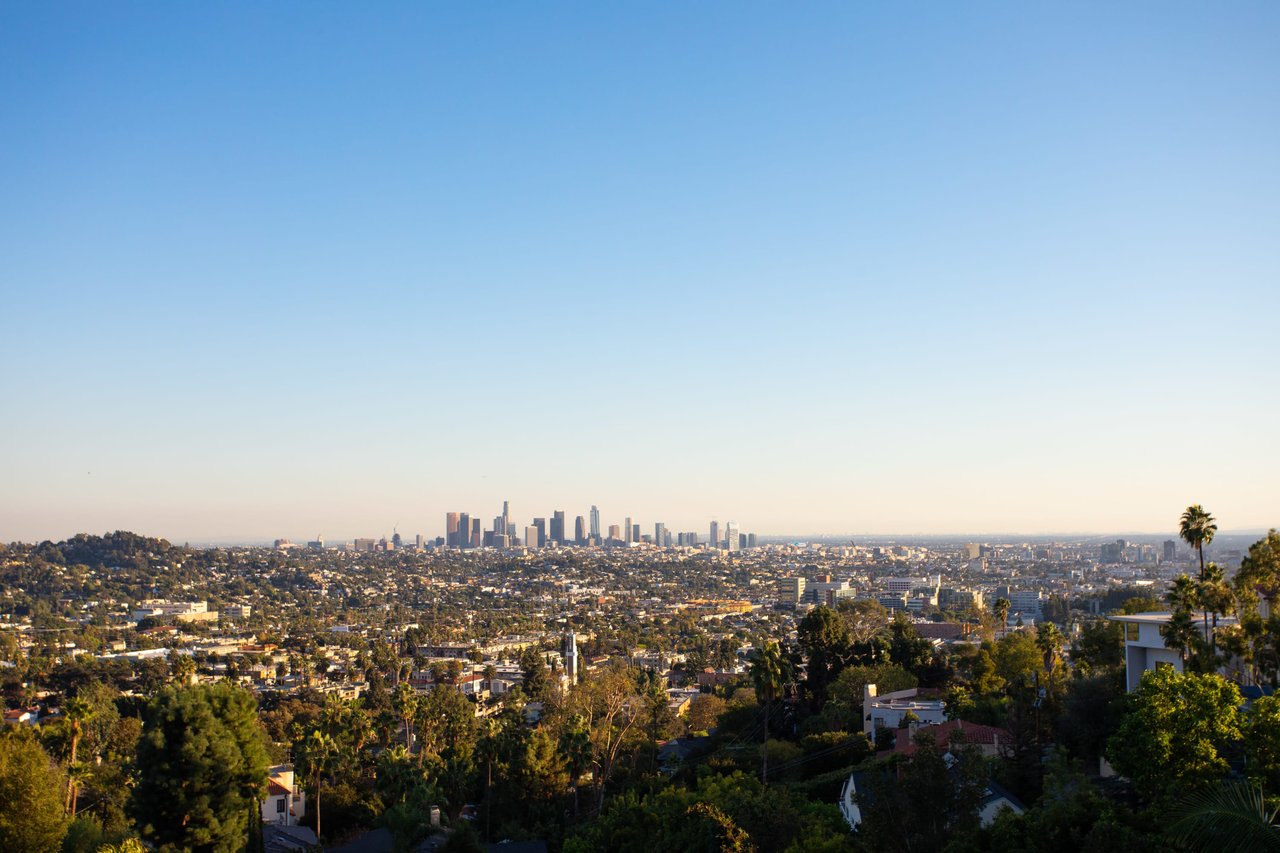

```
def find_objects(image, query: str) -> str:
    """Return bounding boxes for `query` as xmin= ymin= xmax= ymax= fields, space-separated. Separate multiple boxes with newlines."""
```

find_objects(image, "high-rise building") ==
xmin=710 ymin=520 xmax=720 ymax=549
xmin=624 ymin=517 xmax=633 ymax=544
xmin=607 ymin=524 xmax=621 ymax=541
xmin=470 ymin=518 xmax=481 ymax=548
xmin=446 ymin=512 xmax=461 ymax=547
xmin=458 ymin=513 xmax=471 ymax=548
xmin=392 ymin=531 xmax=402 ymax=549
xmin=1163 ymin=539 xmax=1177 ymax=563
xmin=654 ymin=522 xmax=666 ymax=548
xmin=415 ymin=534 xmax=424 ymax=551
xmin=533 ymin=518 xmax=546 ymax=548
xmin=747 ymin=533 xmax=757 ymax=549
xmin=502 ymin=500 xmax=510 ymax=535
xmin=574 ymin=515 xmax=586 ymax=545
xmin=632 ymin=524 xmax=640 ymax=543
xmin=524 ymin=526 xmax=538 ymax=548
xmin=589 ymin=505 xmax=600 ymax=540
xmin=726 ymin=521 xmax=740 ymax=552
xmin=551 ymin=511 xmax=566 ymax=545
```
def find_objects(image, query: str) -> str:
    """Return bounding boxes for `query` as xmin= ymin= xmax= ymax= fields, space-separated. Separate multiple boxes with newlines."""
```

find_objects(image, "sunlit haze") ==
xmin=2 ymin=4 xmax=1277 ymax=543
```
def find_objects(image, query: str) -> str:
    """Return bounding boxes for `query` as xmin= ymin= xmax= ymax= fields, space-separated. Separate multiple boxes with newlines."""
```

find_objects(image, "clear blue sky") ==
xmin=2 ymin=3 xmax=1277 ymax=542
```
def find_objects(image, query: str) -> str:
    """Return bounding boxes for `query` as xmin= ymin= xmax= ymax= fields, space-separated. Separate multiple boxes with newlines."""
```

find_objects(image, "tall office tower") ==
xmin=624 ymin=517 xmax=633 ymax=543
xmin=607 ymin=524 xmax=621 ymax=541
xmin=589 ymin=505 xmax=600 ymax=540
xmin=533 ymin=518 xmax=547 ymax=548
xmin=524 ymin=526 xmax=538 ymax=548
xmin=574 ymin=516 xmax=586 ymax=545
xmin=392 ymin=531 xmax=402 ymax=549
xmin=563 ymin=632 xmax=579 ymax=685
xmin=739 ymin=533 xmax=748 ymax=550
xmin=710 ymin=520 xmax=720 ymax=549
xmin=1163 ymin=539 xmax=1177 ymax=563
xmin=551 ymin=511 xmax=566 ymax=545
xmin=632 ymin=524 xmax=640 ymax=543
xmin=415 ymin=534 xmax=425 ymax=551
xmin=446 ymin=512 xmax=461 ymax=547
xmin=493 ymin=516 xmax=504 ymax=538
xmin=747 ymin=533 xmax=757 ymax=549
xmin=458 ymin=513 xmax=471 ymax=547
xmin=470 ymin=518 xmax=481 ymax=548
xmin=726 ymin=521 xmax=740 ymax=552
xmin=502 ymin=500 xmax=510 ymax=533
xmin=654 ymin=522 xmax=666 ymax=548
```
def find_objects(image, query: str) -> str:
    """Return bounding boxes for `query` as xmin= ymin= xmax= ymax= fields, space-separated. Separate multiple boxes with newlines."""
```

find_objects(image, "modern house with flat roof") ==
xmin=1109 ymin=611 xmax=1236 ymax=693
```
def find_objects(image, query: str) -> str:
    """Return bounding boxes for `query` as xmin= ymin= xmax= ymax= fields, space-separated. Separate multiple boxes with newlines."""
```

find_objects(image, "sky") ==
xmin=2 ymin=3 xmax=1278 ymax=543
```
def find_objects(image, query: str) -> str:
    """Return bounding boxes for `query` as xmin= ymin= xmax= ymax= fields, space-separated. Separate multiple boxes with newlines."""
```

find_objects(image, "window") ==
xmin=1125 ymin=623 xmax=1139 ymax=642
xmin=276 ymin=798 xmax=286 ymax=813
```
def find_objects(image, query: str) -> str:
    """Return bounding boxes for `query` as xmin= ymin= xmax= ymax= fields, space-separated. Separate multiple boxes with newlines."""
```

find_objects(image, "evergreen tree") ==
xmin=131 ymin=683 xmax=270 ymax=853
xmin=0 ymin=730 xmax=70 ymax=853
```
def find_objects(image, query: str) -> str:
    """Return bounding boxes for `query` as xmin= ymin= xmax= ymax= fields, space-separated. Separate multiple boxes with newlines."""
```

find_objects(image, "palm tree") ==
xmin=1182 ymin=505 xmax=1219 ymax=656
xmin=1181 ymin=505 xmax=1218 ymax=581
xmin=296 ymin=730 xmax=338 ymax=842
xmin=1169 ymin=780 xmax=1280 ymax=852
xmin=1199 ymin=562 xmax=1235 ymax=660
xmin=392 ymin=683 xmax=418 ymax=751
xmin=1169 ymin=574 xmax=1200 ymax=613
xmin=1036 ymin=623 xmax=1065 ymax=677
xmin=66 ymin=761 xmax=91 ymax=817
xmin=749 ymin=641 xmax=791 ymax=785
xmin=993 ymin=598 xmax=1011 ymax=635
xmin=1162 ymin=609 xmax=1201 ymax=667
xmin=63 ymin=696 xmax=93 ymax=813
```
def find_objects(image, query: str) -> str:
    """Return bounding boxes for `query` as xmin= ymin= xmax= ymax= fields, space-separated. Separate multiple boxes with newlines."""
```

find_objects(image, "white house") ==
xmin=262 ymin=764 xmax=306 ymax=826
xmin=1109 ymin=611 xmax=1236 ymax=693
xmin=862 ymin=684 xmax=946 ymax=737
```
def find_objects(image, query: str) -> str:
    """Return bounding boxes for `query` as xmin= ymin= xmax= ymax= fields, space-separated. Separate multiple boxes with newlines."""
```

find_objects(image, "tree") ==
xmin=61 ymin=696 xmax=93 ymax=814
xmin=1106 ymin=667 xmax=1242 ymax=801
xmin=1036 ymin=623 xmax=1065 ymax=679
xmin=392 ymin=683 xmax=418 ymax=750
xmin=575 ymin=663 xmax=642 ymax=812
xmin=1181 ymin=504 xmax=1219 ymax=581
xmin=295 ymin=729 xmax=338 ymax=842
xmin=748 ymin=641 xmax=792 ymax=784
xmin=0 ymin=731 xmax=70 ymax=853
xmin=131 ymin=683 xmax=270 ymax=853
xmin=797 ymin=606 xmax=852 ymax=710
xmin=856 ymin=731 xmax=987 ymax=852
xmin=519 ymin=645 xmax=549 ymax=699
xmin=1070 ymin=619 xmax=1123 ymax=674
xmin=993 ymin=598 xmax=1011 ymax=635
xmin=1244 ymin=695 xmax=1280 ymax=796
xmin=686 ymin=694 xmax=727 ymax=734
xmin=1182 ymin=505 xmax=1219 ymax=651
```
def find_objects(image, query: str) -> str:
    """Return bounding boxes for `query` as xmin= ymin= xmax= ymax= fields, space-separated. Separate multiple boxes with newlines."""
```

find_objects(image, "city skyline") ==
xmin=2 ymin=5 xmax=1277 ymax=542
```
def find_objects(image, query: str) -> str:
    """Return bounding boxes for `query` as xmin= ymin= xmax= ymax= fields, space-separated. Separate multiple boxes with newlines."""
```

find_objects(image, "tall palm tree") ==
xmin=1036 ymin=623 xmax=1065 ymax=677
xmin=63 ymin=696 xmax=93 ymax=813
xmin=296 ymin=730 xmax=338 ymax=842
xmin=1182 ymin=505 xmax=1219 ymax=654
xmin=993 ymin=598 xmax=1011 ymax=635
xmin=749 ymin=641 xmax=791 ymax=785
xmin=66 ymin=761 xmax=91 ymax=817
xmin=1199 ymin=562 xmax=1235 ymax=660
xmin=1181 ymin=505 xmax=1218 ymax=581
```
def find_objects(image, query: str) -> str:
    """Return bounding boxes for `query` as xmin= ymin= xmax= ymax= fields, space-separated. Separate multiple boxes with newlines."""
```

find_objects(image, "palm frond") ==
xmin=1168 ymin=781 xmax=1280 ymax=852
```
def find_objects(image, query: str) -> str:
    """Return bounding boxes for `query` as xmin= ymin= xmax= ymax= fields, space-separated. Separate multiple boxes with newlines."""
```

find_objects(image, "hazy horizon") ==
xmin=3 ymin=4 xmax=1277 ymax=542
